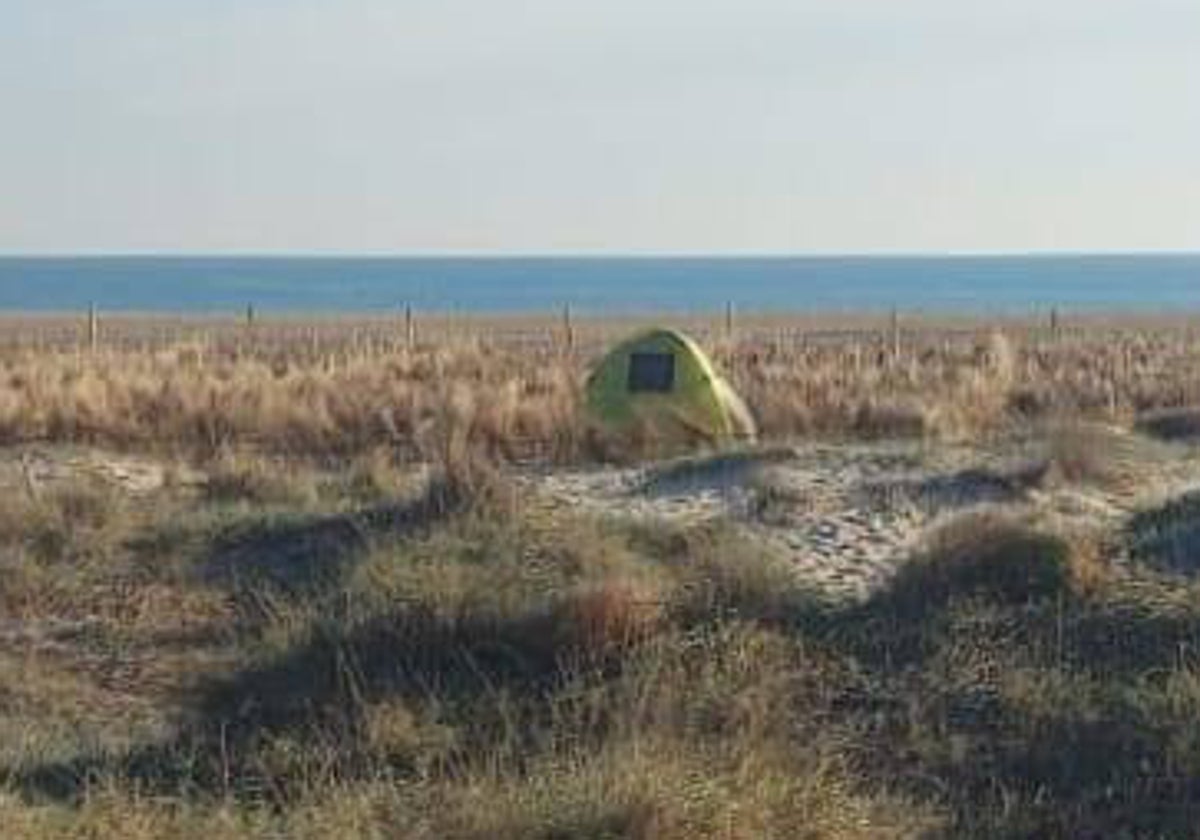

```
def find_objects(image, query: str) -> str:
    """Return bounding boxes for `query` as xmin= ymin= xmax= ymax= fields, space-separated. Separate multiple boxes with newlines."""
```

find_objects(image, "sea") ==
xmin=0 ymin=254 xmax=1197 ymax=314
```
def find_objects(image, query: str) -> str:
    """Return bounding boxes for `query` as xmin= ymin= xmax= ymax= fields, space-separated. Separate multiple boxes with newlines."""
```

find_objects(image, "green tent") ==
xmin=584 ymin=328 xmax=756 ymax=451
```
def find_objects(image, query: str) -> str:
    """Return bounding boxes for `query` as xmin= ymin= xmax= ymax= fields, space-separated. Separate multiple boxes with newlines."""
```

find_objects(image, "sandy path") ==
xmin=3 ymin=436 xmax=1199 ymax=602
xmin=0 ymin=445 xmax=203 ymax=496
xmin=519 ymin=438 xmax=1200 ymax=600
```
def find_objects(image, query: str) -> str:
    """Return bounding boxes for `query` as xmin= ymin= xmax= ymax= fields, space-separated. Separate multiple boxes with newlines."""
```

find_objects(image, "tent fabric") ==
xmin=584 ymin=328 xmax=757 ymax=449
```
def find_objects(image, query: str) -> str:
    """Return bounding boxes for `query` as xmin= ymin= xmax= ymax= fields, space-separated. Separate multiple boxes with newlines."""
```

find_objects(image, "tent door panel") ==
xmin=628 ymin=352 xmax=676 ymax=393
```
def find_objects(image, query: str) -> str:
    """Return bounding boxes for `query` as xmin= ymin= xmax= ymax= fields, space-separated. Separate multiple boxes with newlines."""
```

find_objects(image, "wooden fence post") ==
xmin=724 ymin=301 xmax=734 ymax=342
xmin=889 ymin=307 xmax=901 ymax=361
xmin=86 ymin=303 xmax=98 ymax=354
xmin=405 ymin=303 xmax=415 ymax=350
xmin=562 ymin=304 xmax=574 ymax=351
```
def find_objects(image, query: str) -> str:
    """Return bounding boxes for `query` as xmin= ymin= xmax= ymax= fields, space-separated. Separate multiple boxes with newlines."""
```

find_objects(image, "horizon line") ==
xmin=2 ymin=248 xmax=1200 ymax=260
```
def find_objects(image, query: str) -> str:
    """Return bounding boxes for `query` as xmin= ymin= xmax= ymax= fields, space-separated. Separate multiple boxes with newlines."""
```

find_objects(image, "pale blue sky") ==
xmin=2 ymin=0 xmax=1198 ymax=253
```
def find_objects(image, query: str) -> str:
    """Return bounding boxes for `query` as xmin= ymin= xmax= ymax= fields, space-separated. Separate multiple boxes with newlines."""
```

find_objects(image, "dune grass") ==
xmin=2 ymin=447 xmax=1200 ymax=838
xmin=5 ymin=321 xmax=1200 ymax=835
xmin=3 ymin=318 xmax=1200 ymax=461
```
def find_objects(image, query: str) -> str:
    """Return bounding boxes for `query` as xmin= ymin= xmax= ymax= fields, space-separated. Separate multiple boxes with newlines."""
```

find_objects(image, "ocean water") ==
xmin=0 ymin=255 xmax=1197 ymax=314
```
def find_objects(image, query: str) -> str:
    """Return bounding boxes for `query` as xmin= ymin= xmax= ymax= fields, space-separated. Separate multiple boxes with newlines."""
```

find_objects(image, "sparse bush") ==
xmin=887 ymin=509 xmax=1093 ymax=610
xmin=852 ymin=398 xmax=939 ymax=440
xmin=563 ymin=579 xmax=665 ymax=657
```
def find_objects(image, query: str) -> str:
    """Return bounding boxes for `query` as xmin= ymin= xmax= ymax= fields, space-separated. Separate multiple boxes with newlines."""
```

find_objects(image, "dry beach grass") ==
xmin=4 ymin=312 xmax=1200 ymax=460
xmin=4 ymin=315 xmax=1200 ymax=836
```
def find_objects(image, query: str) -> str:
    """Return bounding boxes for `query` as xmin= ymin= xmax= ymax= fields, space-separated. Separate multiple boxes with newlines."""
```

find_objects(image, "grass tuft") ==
xmin=886 ymin=508 xmax=1097 ymax=611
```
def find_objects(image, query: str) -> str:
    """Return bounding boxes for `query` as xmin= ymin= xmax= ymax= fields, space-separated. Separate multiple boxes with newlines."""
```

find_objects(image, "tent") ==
xmin=584 ymin=328 xmax=756 ymax=452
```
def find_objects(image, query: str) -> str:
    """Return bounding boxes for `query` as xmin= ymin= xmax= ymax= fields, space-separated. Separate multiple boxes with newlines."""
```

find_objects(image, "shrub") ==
xmin=852 ymin=398 xmax=939 ymax=440
xmin=1041 ymin=421 xmax=1162 ymax=489
xmin=886 ymin=509 xmax=1100 ymax=612
xmin=563 ymin=579 xmax=665 ymax=658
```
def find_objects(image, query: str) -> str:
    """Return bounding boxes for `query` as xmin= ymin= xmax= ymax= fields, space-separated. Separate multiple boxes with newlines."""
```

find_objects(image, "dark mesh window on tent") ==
xmin=628 ymin=352 xmax=675 ymax=393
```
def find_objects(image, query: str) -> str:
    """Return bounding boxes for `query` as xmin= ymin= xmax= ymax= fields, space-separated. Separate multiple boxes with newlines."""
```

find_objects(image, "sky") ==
xmin=1 ymin=0 xmax=1198 ymax=254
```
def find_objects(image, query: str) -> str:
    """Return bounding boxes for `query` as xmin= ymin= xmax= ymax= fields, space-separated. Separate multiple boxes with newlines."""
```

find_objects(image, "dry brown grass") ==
xmin=3 ymin=315 xmax=1200 ymax=463
xmin=6 ymin=315 xmax=1200 ymax=835
xmin=0 ymin=341 xmax=584 ymax=462
xmin=892 ymin=507 xmax=1110 ymax=608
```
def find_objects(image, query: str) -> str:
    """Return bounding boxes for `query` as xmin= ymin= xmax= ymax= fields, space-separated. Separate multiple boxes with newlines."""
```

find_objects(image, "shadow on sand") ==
xmin=197 ymin=476 xmax=469 ymax=628
xmin=1125 ymin=489 xmax=1200 ymax=577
